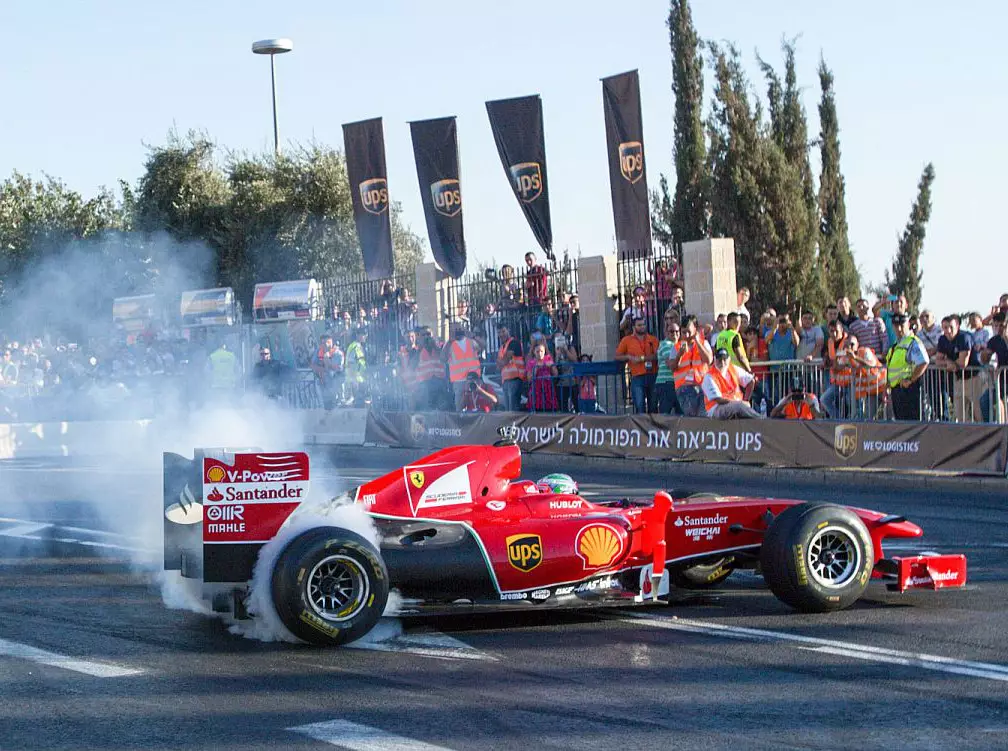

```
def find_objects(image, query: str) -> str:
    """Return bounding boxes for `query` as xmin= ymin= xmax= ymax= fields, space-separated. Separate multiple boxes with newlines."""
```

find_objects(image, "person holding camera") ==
xmin=460 ymin=371 xmax=498 ymax=413
xmin=770 ymin=377 xmax=825 ymax=420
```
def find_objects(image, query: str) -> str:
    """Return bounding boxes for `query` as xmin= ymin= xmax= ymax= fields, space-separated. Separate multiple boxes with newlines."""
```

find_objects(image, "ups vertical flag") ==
xmin=409 ymin=117 xmax=467 ymax=278
xmin=342 ymin=117 xmax=395 ymax=280
xmin=485 ymin=95 xmax=553 ymax=258
xmin=602 ymin=70 xmax=652 ymax=259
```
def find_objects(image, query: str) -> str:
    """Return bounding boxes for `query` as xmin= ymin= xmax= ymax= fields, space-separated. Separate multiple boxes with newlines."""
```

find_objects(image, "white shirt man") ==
xmin=701 ymin=348 xmax=763 ymax=419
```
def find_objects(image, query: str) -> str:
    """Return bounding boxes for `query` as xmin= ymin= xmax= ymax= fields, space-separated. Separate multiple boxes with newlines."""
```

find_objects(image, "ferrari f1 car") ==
xmin=162 ymin=443 xmax=967 ymax=646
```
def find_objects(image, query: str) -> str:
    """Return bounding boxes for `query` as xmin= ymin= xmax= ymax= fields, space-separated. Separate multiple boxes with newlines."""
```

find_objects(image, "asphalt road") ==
xmin=1 ymin=448 xmax=1007 ymax=751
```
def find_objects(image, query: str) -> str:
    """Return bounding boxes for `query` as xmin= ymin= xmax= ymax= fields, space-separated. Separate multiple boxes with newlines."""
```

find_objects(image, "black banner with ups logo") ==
xmin=410 ymin=116 xmax=467 ymax=278
xmin=485 ymin=95 xmax=553 ymax=258
xmin=343 ymin=117 xmax=395 ymax=280
xmin=601 ymin=70 xmax=652 ymax=259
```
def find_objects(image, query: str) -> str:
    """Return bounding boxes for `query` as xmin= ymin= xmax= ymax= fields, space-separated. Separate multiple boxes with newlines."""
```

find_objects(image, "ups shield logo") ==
xmin=410 ymin=415 xmax=426 ymax=443
xmin=359 ymin=178 xmax=389 ymax=215
xmin=834 ymin=423 xmax=858 ymax=460
xmin=506 ymin=533 xmax=543 ymax=572
xmin=618 ymin=141 xmax=644 ymax=184
xmin=509 ymin=162 xmax=543 ymax=203
xmin=430 ymin=179 xmax=462 ymax=217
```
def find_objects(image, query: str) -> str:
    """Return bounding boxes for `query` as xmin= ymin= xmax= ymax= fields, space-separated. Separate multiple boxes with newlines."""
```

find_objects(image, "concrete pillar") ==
xmin=414 ymin=262 xmax=440 ymax=333
xmin=682 ymin=238 xmax=737 ymax=326
xmin=577 ymin=255 xmax=621 ymax=361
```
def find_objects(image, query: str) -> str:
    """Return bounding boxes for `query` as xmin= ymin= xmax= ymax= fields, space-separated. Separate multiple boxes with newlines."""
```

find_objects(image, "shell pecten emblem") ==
xmin=576 ymin=524 xmax=625 ymax=570
xmin=206 ymin=465 xmax=226 ymax=483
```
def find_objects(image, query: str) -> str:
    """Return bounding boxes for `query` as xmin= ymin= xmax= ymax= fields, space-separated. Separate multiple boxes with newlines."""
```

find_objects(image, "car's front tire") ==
xmin=760 ymin=503 xmax=873 ymax=612
xmin=271 ymin=527 xmax=388 ymax=646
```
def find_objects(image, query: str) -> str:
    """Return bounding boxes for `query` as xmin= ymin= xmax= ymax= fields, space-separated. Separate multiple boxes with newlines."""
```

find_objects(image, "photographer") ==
xmin=460 ymin=371 xmax=498 ymax=413
xmin=770 ymin=377 xmax=825 ymax=420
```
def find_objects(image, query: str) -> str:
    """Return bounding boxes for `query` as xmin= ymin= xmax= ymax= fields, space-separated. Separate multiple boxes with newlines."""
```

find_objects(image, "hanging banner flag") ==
xmin=343 ymin=117 xmax=395 ymax=280
xmin=409 ymin=116 xmax=467 ymax=278
xmin=602 ymin=70 xmax=652 ymax=259
xmin=485 ymin=95 xmax=553 ymax=259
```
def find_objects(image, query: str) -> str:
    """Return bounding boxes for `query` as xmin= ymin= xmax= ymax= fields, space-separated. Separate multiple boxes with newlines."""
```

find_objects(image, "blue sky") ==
xmin=3 ymin=0 xmax=1004 ymax=315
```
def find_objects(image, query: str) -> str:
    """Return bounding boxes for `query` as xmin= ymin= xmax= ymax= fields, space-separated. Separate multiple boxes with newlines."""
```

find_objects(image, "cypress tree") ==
xmin=817 ymin=58 xmax=860 ymax=301
xmin=884 ymin=163 xmax=935 ymax=313
xmin=652 ymin=0 xmax=707 ymax=253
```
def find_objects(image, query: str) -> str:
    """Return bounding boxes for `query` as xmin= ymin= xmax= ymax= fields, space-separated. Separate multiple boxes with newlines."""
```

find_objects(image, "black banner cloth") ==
xmin=343 ymin=117 xmax=394 ymax=280
xmin=485 ymin=95 xmax=553 ymax=257
xmin=410 ymin=117 xmax=467 ymax=278
xmin=602 ymin=70 xmax=652 ymax=259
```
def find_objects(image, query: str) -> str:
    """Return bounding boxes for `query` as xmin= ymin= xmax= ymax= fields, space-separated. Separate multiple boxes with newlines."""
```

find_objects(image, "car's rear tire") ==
xmin=670 ymin=556 xmax=735 ymax=589
xmin=271 ymin=527 xmax=388 ymax=646
xmin=760 ymin=503 xmax=873 ymax=612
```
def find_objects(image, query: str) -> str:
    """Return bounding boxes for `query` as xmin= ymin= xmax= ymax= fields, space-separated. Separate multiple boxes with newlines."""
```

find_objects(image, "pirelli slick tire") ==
xmin=670 ymin=556 xmax=736 ymax=589
xmin=271 ymin=527 xmax=389 ymax=646
xmin=760 ymin=503 xmax=873 ymax=613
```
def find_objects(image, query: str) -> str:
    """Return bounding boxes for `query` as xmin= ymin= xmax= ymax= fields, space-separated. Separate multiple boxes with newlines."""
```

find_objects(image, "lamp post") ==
xmin=251 ymin=38 xmax=293 ymax=155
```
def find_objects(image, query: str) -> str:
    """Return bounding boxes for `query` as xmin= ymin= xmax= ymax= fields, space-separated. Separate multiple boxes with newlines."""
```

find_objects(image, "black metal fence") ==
xmin=615 ymin=248 xmax=683 ymax=338
xmin=436 ymin=255 xmax=580 ymax=356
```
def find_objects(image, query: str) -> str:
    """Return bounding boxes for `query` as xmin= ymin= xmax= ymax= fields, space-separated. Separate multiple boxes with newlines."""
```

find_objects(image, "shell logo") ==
xmin=576 ymin=524 xmax=624 ymax=570
xmin=206 ymin=466 xmax=226 ymax=483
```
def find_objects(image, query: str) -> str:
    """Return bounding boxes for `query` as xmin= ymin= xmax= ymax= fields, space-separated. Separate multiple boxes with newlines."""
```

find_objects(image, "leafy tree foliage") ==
xmin=816 ymin=58 xmax=860 ymax=301
xmin=706 ymin=43 xmax=823 ymax=316
xmin=884 ymin=163 xmax=935 ymax=312
xmin=652 ymin=0 xmax=708 ymax=254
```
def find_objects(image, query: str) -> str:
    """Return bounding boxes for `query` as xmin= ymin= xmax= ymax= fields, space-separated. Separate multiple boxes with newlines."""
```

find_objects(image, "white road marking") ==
xmin=617 ymin=612 xmax=1008 ymax=682
xmin=348 ymin=629 xmax=494 ymax=662
xmin=0 ymin=522 xmax=51 ymax=538
xmin=0 ymin=637 xmax=144 ymax=678
xmin=289 ymin=719 xmax=453 ymax=750
xmin=0 ymin=517 xmax=149 ymax=553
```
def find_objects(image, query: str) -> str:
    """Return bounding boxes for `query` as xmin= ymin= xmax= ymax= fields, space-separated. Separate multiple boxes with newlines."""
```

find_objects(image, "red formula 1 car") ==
xmin=162 ymin=443 xmax=968 ymax=646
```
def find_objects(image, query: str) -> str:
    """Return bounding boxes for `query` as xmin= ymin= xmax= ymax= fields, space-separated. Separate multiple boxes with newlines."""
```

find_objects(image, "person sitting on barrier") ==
xmin=770 ymin=377 xmax=824 ymax=420
xmin=702 ymin=347 xmax=762 ymax=420
xmin=460 ymin=371 xmax=498 ymax=413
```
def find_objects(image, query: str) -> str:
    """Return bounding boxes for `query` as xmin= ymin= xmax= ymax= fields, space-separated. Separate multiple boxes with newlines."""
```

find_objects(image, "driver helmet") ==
xmin=536 ymin=473 xmax=579 ymax=495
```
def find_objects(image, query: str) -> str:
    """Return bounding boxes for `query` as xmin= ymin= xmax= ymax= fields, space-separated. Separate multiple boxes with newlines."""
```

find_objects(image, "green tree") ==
xmin=758 ymin=40 xmax=826 ymax=315
xmin=653 ymin=0 xmax=707 ymax=255
xmin=0 ymin=172 xmax=137 ymax=325
xmin=884 ymin=163 xmax=935 ymax=312
xmin=817 ymin=58 xmax=860 ymax=301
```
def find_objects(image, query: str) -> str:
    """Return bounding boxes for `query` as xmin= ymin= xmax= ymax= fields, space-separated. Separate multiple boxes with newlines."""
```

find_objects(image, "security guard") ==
xmin=444 ymin=325 xmax=481 ymax=411
xmin=885 ymin=313 xmax=930 ymax=420
xmin=207 ymin=340 xmax=239 ymax=394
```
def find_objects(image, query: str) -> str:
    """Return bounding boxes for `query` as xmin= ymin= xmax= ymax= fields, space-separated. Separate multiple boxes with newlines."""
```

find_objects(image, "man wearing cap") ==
xmin=701 ymin=347 xmax=762 ymax=419
xmin=885 ymin=313 xmax=930 ymax=421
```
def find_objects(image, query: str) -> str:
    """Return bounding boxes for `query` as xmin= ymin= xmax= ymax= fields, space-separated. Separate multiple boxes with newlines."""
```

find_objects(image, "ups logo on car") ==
xmin=359 ymin=178 xmax=389 ymax=215
xmin=834 ymin=423 xmax=858 ymax=460
xmin=508 ymin=162 xmax=543 ymax=203
xmin=618 ymin=141 xmax=644 ymax=184
xmin=506 ymin=533 xmax=543 ymax=572
xmin=430 ymin=179 xmax=462 ymax=217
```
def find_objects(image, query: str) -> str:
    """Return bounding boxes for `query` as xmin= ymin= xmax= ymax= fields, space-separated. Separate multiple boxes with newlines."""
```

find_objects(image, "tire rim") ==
xmin=806 ymin=526 xmax=861 ymax=589
xmin=306 ymin=554 xmax=370 ymax=622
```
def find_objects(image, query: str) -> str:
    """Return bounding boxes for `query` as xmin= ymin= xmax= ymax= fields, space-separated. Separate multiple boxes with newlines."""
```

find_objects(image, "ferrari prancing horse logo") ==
xmin=409 ymin=470 xmax=425 ymax=488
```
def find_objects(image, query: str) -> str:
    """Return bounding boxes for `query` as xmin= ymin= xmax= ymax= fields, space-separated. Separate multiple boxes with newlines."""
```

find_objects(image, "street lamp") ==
xmin=251 ymin=38 xmax=293 ymax=154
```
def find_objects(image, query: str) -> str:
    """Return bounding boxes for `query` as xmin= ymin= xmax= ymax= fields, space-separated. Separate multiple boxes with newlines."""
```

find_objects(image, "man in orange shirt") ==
xmin=615 ymin=317 xmax=659 ymax=413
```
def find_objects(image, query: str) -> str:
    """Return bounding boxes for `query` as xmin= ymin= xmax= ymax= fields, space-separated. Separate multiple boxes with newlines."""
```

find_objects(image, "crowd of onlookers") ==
xmin=608 ymin=285 xmax=1008 ymax=424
